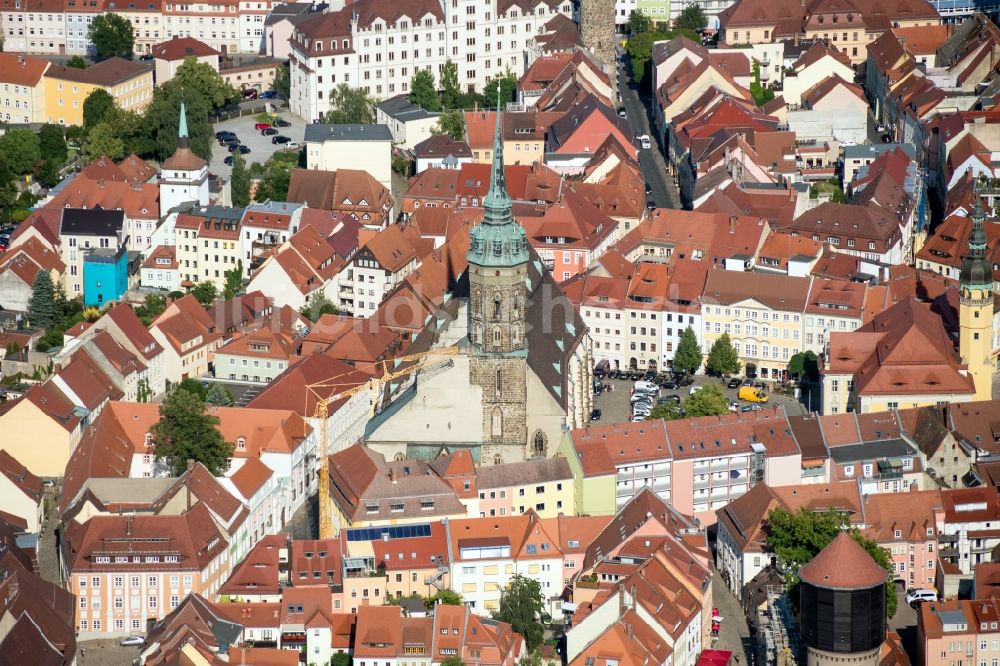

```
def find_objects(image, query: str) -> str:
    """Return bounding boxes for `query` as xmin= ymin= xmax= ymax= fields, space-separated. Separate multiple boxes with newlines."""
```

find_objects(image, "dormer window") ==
xmin=236 ymin=437 xmax=246 ymax=451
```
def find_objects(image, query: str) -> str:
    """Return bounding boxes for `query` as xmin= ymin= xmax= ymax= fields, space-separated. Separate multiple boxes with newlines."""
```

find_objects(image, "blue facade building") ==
xmin=83 ymin=247 xmax=128 ymax=307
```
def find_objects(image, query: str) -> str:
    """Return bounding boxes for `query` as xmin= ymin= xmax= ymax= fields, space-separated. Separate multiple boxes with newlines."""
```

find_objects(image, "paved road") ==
xmin=711 ymin=567 xmax=753 ymax=663
xmin=617 ymin=57 xmax=682 ymax=210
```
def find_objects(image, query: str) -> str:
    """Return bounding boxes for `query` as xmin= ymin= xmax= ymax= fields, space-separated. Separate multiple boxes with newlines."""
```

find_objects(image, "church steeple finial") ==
xmin=961 ymin=187 xmax=992 ymax=288
xmin=482 ymin=90 xmax=513 ymax=227
xmin=177 ymin=99 xmax=189 ymax=149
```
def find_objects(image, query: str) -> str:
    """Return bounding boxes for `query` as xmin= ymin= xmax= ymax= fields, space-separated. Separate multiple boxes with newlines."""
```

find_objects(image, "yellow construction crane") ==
xmin=305 ymin=346 xmax=460 ymax=539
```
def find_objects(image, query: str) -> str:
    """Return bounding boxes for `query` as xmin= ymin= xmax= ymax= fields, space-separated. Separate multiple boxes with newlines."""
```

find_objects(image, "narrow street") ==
xmin=712 ymin=567 xmax=753 ymax=663
xmin=617 ymin=58 xmax=682 ymax=210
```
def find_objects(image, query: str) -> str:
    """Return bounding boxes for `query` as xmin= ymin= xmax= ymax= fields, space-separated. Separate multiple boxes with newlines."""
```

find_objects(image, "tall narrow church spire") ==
xmin=177 ymin=100 xmax=190 ymax=149
xmin=961 ymin=193 xmax=993 ymax=288
xmin=482 ymin=94 xmax=512 ymax=226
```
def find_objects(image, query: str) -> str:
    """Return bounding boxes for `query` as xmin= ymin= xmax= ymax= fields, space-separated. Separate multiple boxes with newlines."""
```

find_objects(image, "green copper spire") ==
xmin=961 ymin=194 xmax=993 ymax=288
xmin=482 ymin=93 xmax=513 ymax=226
xmin=466 ymin=98 xmax=529 ymax=268
xmin=177 ymin=100 xmax=189 ymax=148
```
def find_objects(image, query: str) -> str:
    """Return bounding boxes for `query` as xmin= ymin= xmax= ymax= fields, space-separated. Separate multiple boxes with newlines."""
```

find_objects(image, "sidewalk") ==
xmin=711 ymin=567 xmax=753 ymax=663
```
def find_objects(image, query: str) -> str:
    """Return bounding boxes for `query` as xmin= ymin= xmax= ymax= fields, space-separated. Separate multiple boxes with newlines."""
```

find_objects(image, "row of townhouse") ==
xmin=287 ymin=0 xmax=576 ymax=120
xmin=139 ymin=591 xmax=522 ymax=666
xmin=1 ymin=0 xmax=280 ymax=56
xmin=716 ymin=479 xmax=1000 ymax=602
xmin=0 ymin=51 xmax=152 ymax=125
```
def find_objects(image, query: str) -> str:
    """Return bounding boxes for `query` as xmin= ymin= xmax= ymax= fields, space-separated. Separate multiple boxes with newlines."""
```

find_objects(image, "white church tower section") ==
xmin=159 ymin=101 xmax=209 ymax=213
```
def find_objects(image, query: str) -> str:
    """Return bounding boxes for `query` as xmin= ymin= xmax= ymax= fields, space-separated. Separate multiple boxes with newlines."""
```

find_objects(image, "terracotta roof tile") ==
xmin=799 ymin=532 xmax=888 ymax=589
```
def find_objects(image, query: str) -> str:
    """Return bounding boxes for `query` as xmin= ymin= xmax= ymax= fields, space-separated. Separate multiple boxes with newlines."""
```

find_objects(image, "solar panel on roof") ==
xmin=345 ymin=523 xmax=431 ymax=541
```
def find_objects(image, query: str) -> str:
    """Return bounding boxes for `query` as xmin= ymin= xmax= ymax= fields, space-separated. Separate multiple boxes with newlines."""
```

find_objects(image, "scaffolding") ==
xmin=756 ymin=585 xmax=803 ymax=666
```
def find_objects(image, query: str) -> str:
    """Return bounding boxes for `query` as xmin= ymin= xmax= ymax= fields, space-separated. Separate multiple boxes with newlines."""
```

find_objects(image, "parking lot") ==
xmin=590 ymin=374 xmax=812 ymax=426
xmin=210 ymin=113 xmax=306 ymax=179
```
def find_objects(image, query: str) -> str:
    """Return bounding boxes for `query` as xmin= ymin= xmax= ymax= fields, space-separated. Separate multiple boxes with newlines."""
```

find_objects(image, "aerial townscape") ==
xmin=7 ymin=0 xmax=1000 ymax=665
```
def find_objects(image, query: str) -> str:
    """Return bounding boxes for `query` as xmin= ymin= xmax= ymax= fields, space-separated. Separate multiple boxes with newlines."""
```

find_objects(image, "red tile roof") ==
xmin=799 ymin=532 xmax=888 ymax=589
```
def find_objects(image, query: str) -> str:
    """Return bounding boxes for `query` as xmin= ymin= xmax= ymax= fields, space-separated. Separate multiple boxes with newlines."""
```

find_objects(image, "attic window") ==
xmin=236 ymin=437 xmax=246 ymax=450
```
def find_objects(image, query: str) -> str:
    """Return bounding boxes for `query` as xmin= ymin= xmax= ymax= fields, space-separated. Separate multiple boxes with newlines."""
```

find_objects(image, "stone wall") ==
xmin=579 ymin=0 xmax=618 ymax=94
xmin=470 ymin=355 xmax=529 ymax=463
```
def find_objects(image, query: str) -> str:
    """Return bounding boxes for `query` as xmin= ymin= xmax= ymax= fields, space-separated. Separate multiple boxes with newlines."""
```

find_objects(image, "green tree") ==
xmin=27 ymin=269 xmax=56 ymax=329
xmin=205 ymin=382 xmax=235 ymax=406
xmin=672 ymin=326 xmax=702 ymax=375
xmin=88 ymin=13 xmax=135 ymax=60
xmin=683 ymin=383 xmax=729 ymax=417
xmin=440 ymin=657 xmax=465 ymax=666
xmin=431 ymin=110 xmax=465 ymax=141
xmin=83 ymin=88 xmax=116 ymax=129
xmin=323 ymin=84 xmax=375 ymax=124
xmin=151 ymin=387 xmax=234 ymax=476
xmin=254 ymin=160 xmax=292 ymax=202
xmin=647 ymin=400 xmax=683 ymax=421
xmin=0 ymin=129 xmax=40 ymax=175
xmin=705 ymin=332 xmax=741 ymax=376
xmin=765 ymin=507 xmax=896 ymax=618
xmin=483 ymin=70 xmax=517 ymax=108
xmin=625 ymin=27 xmax=699 ymax=83
xmin=134 ymin=292 xmax=166 ymax=325
xmin=174 ymin=56 xmax=237 ymax=109
xmin=300 ymin=291 xmax=338 ymax=322
xmin=331 ymin=653 xmax=352 ymax=666
xmin=83 ymin=121 xmax=126 ymax=160
xmin=409 ymin=68 xmax=440 ymax=111
xmin=627 ymin=9 xmax=650 ymax=35
xmin=36 ymin=158 xmax=64 ymax=188
xmin=440 ymin=60 xmax=461 ymax=110
xmin=675 ymin=3 xmax=707 ymax=32
xmin=190 ymin=281 xmax=217 ymax=307
xmin=223 ymin=260 xmax=244 ymax=299
xmin=144 ymin=80 xmax=214 ymax=161
xmin=272 ymin=63 xmax=290 ymax=100
xmin=230 ymin=152 xmax=250 ymax=207
xmin=177 ymin=377 xmax=208 ymax=400
xmin=38 ymin=124 xmax=67 ymax=163
xmin=750 ymin=59 xmax=775 ymax=107
xmin=66 ymin=55 xmax=88 ymax=69
xmin=136 ymin=378 xmax=151 ymax=403
xmin=788 ymin=350 xmax=819 ymax=381
xmin=493 ymin=575 xmax=545 ymax=651
xmin=426 ymin=588 xmax=463 ymax=607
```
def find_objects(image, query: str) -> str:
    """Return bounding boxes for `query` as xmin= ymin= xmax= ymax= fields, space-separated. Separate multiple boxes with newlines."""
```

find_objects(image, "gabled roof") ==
xmin=152 ymin=36 xmax=220 ymax=61
xmin=0 ymin=449 xmax=42 ymax=504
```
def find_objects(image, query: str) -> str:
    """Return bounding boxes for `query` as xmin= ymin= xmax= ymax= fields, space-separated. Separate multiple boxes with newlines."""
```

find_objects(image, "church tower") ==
xmin=160 ymin=101 xmax=210 ymax=213
xmin=467 ymin=106 xmax=532 ymax=462
xmin=959 ymin=195 xmax=994 ymax=402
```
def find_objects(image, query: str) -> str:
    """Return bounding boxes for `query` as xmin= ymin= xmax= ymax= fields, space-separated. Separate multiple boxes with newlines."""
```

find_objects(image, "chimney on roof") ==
xmin=125 ymin=515 xmax=133 ymax=536
xmin=17 ymin=54 xmax=23 ymax=65
xmin=794 ymin=33 xmax=799 ymax=47
xmin=729 ymin=215 xmax=738 ymax=233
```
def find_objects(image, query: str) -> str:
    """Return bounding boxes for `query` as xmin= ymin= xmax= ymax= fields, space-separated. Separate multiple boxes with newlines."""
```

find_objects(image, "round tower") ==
xmin=799 ymin=533 xmax=887 ymax=666
xmin=959 ymin=195 xmax=994 ymax=402
xmin=577 ymin=0 xmax=617 ymax=93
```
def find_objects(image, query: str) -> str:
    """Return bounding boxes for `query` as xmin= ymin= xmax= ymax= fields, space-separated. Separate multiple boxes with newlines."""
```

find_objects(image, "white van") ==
xmin=906 ymin=589 xmax=937 ymax=607
xmin=635 ymin=380 xmax=658 ymax=393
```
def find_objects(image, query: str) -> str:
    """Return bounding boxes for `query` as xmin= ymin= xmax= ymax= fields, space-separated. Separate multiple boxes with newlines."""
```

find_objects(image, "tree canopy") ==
xmin=324 ymin=84 xmax=375 ymax=124
xmin=493 ymin=574 xmax=545 ymax=651
xmin=145 ymin=80 xmax=214 ymax=160
xmin=750 ymin=59 xmax=775 ymax=106
xmin=788 ymin=350 xmax=819 ymax=381
xmin=426 ymin=589 xmax=463 ymax=607
xmin=647 ymin=400 xmax=683 ymax=421
xmin=684 ymin=383 xmax=729 ymax=417
xmin=626 ymin=28 xmax=699 ymax=83
xmin=301 ymin=292 xmax=338 ymax=322
xmin=89 ymin=13 xmax=135 ymax=60
xmin=672 ymin=326 xmax=702 ymax=375
xmin=174 ymin=57 xmax=237 ymax=109
xmin=272 ymin=63 xmax=290 ymax=100
xmin=705 ymin=333 xmax=741 ymax=376
xmin=205 ymin=382 xmax=235 ymax=407
xmin=83 ymin=122 xmax=126 ymax=161
xmin=0 ymin=130 xmax=40 ymax=175
xmin=151 ymin=387 xmax=234 ymax=476
xmin=83 ymin=88 xmax=116 ymax=129
xmin=230 ymin=152 xmax=250 ymax=208
xmin=765 ymin=507 xmax=896 ymax=618
xmin=223 ymin=260 xmax=244 ymax=300
xmin=190 ymin=282 xmax=218 ymax=307
xmin=440 ymin=60 xmax=461 ymax=110
xmin=39 ymin=124 xmax=67 ymax=163
xmin=409 ymin=68 xmax=440 ymax=111
xmin=66 ymin=55 xmax=88 ymax=69
xmin=627 ymin=9 xmax=650 ymax=34
xmin=484 ymin=71 xmax=517 ymax=109
xmin=28 ymin=270 xmax=56 ymax=330
xmin=675 ymin=3 xmax=707 ymax=32
xmin=432 ymin=110 xmax=465 ymax=141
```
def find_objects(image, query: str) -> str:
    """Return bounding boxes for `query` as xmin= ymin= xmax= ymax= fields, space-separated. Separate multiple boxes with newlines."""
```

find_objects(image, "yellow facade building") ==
xmin=0 ymin=53 xmax=50 ymax=124
xmin=44 ymin=57 xmax=154 ymax=126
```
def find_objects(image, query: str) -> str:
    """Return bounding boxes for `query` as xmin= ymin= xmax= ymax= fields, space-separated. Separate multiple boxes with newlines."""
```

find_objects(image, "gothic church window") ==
xmin=493 ymin=454 xmax=503 ymax=465
xmin=493 ymin=326 xmax=502 ymax=347
xmin=496 ymin=368 xmax=502 ymax=394
xmin=493 ymin=291 xmax=502 ymax=320
xmin=532 ymin=430 xmax=547 ymax=457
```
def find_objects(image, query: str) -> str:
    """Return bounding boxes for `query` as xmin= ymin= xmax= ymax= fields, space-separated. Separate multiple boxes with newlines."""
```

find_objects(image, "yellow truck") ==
xmin=738 ymin=386 xmax=769 ymax=403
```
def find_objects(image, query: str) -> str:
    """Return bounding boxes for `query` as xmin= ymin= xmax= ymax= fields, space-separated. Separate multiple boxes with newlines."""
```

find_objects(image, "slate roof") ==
xmin=304 ymin=124 xmax=393 ymax=142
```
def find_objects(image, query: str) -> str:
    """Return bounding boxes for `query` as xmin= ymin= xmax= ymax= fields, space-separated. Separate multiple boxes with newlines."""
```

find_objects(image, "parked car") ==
xmin=644 ymin=182 xmax=652 ymax=195
xmin=618 ymin=107 xmax=627 ymax=118
xmin=261 ymin=127 xmax=279 ymax=136
xmin=632 ymin=407 xmax=651 ymax=418
xmin=220 ymin=135 xmax=240 ymax=146
xmin=664 ymin=394 xmax=681 ymax=403
xmin=120 ymin=636 xmax=144 ymax=646
xmin=882 ymin=134 xmax=893 ymax=143
xmin=727 ymin=378 xmax=742 ymax=389
xmin=274 ymin=118 xmax=291 ymax=127
xmin=590 ymin=409 xmax=602 ymax=421
xmin=242 ymin=88 xmax=259 ymax=100
xmin=228 ymin=144 xmax=251 ymax=155
xmin=215 ymin=130 xmax=236 ymax=140
xmin=272 ymin=135 xmax=291 ymax=144
xmin=254 ymin=122 xmax=272 ymax=131
xmin=729 ymin=401 xmax=740 ymax=412
xmin=672 ymin=373 xmax=694 ymax=386
xmin=260 ymin=90 xmax=277 ymax=99
xmin=223 ymin=155 xmax=235 ymax=166
xmin=638 ymin=134 xmax=651 ymax=149
xmin=284 ymin=141 xmax=299 ymax=151
xmin=660 ymin=379 xmax=678 ymax=390
xmin=906 ymin=589 xmax=937 ymax=607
